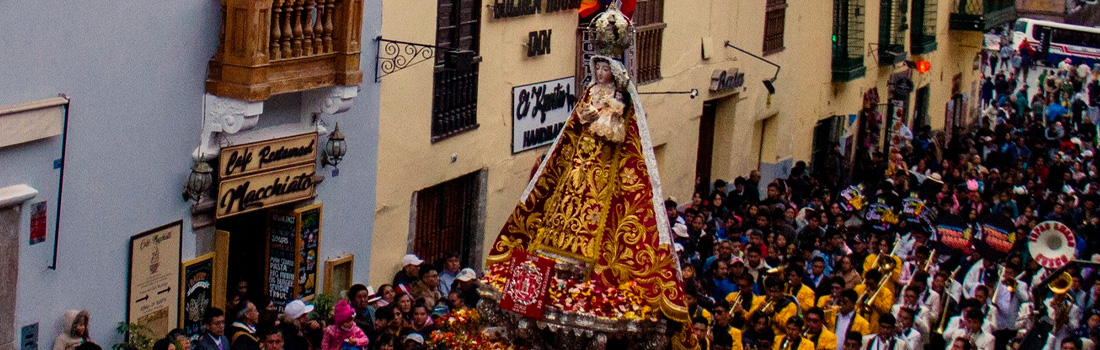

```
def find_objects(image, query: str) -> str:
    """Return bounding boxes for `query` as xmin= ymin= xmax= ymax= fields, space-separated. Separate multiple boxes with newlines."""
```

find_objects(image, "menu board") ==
xmin=127 ymin=221 xmax=182 ymax=339
xmin=180 ymin=253 xmax=215 ymax=339
xmin=267 ymin=212 xmax=298 ymax=310
xmin=295 ymin=204 xmax=322 ymax=300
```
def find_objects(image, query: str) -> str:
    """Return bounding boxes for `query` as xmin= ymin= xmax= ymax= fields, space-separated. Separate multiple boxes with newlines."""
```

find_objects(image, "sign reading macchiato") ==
xmin=219 ymin=133 xmax=317 ymax=179
xmin=216 ymin=163 xmax=317 ymax=218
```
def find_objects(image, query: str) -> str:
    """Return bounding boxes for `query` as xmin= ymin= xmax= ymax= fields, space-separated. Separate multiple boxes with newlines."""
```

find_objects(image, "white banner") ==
xmin=512 ymin=77 xmax=577 ymax=153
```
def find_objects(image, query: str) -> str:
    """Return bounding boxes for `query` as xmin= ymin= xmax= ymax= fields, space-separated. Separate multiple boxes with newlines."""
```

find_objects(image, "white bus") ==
xmin=1012 ymin=18 xmax=1100 ymax=67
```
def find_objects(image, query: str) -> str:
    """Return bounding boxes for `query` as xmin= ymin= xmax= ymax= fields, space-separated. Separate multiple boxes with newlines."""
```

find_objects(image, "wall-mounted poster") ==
xmin=266 ymin=212 xmax=298 ymax=312
xmin=296 ymin=203 xmax=322 ymax=300
xmin=323 ymin=255 xmax=354 ymax=297
xmin=127 ymin=221 xmax=182 ymax=339
xmin=180 ymin=253 xmax=215 ymax=339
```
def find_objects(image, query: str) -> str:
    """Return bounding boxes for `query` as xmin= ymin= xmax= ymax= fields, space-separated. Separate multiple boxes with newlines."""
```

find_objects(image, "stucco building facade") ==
xmin=369 ymin=0 xmax=995 ymax=286
xmin=0 ymin=0 xmax=381 ymax=348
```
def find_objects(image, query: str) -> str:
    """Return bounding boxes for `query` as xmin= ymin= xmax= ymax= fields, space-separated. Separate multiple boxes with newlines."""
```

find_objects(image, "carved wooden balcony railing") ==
xmin=206 ymin=0 xmax=364 ymax=102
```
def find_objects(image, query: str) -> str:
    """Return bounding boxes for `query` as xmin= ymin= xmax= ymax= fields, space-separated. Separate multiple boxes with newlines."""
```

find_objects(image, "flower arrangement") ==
xmin=427 ymin=309 xmax=522 ymax=350
xmin=482 ymin=262 xmax=656 ymax=321
xmin=548 ymin=279 xmax=655 ymax=321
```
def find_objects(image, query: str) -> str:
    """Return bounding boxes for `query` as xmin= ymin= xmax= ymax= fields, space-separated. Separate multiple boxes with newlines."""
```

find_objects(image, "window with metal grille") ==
xmin=413 ymin=172 xmax=480 ymax=268
xmin=634 ymin=0 xmax=665 ymax=84
xmin=910 ymin=0 xmax=938 ymax=54
xmin=764 ymin=0 xmax=787 ymax=55
xmin=432 ymin=0 xmax=481 ymax=142
xmin=832 ymin=0 xmax=866 ymax=81
xmin=878 ymin=0 xmax=907 ymax=65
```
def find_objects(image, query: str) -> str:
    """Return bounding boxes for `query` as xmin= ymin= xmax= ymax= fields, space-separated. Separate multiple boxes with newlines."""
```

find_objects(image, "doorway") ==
xmin=695 ymin=102 xmax=717 ymax=194
xmin=217 ymin=209 xmax=273 ymax=305
xmin=913 ymin=86 xmax=930 ymax=130
xmin=811 ymin=116 xmax=842 ymax=179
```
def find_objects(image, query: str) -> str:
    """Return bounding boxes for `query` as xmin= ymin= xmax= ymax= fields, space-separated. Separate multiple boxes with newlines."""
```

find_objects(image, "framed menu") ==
xmin=295 ymin=203 xmax=322 ymax=301
xmin=180 ymin=253 xmax=215 ymax=339
xmin=265 ymin=203 xmax=324 ymax=306
xmin=127 ymin=221 xmax=182 ymax=339
xmin=266 ymin=212 xmax=298 ymax=311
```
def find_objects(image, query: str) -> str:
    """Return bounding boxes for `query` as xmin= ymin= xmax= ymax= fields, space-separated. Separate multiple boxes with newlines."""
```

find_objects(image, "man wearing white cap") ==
xmin=281 ymin=300 xmax=315 ymax=350
xmin=393 ymin=254 xmax=423 ymax=287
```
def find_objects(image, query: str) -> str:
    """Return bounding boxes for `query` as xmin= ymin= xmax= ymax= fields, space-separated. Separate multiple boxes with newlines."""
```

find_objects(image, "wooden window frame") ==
xmin=763 ymin=0 xmax=788 ymax=55
xmin=431 ymin=0 xmax=482 ymax=142
xmin=634 ymin=0 xmax=665 ymax=85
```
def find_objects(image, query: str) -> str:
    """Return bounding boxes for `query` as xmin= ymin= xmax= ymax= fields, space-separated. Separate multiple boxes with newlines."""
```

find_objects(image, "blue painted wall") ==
xmin=0 ymin=0 xmax=381 ymax=346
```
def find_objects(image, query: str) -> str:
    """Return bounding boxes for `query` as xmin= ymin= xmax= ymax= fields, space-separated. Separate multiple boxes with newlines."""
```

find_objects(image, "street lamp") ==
xmin=323 ymin=123 xmax=347 ymax=168
xmin=183 ymin=159 xmax=213 ymax=202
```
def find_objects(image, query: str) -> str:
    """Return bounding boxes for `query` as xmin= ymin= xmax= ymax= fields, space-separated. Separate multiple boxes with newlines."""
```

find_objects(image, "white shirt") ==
xmin=994 ymin=280 xmax=1029 ymax=330
xmin=862 ymin=334 xmax=904 ymax=350
xmin=942 ymin=328 xmax=995 ymax=350
xmin=835 ymin=311 xmax=854 ymax=350
xmin=962 ymin=260 xmax=992 ymax=299
xmin=892 ymin=304 xmax=932 ymax=336
xmin=899 ymin=326 xmax=923 ymax=350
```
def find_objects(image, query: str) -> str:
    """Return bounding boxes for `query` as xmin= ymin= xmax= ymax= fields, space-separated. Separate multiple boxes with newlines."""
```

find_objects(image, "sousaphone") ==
xmin=1028 ymin=221 xmax=1077 ymax=270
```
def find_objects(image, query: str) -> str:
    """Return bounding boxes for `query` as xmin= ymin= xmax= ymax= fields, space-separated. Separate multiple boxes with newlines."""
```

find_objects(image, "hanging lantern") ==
xmin=184 ymin=159 xmax=213 ymax=202
xmin=323 ymin=123 xmax=347 ymax=168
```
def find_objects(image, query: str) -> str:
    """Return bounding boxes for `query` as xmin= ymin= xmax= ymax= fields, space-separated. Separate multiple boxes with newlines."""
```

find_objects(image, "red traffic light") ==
xmin=915 ymin=60 xmax=931 ymax=73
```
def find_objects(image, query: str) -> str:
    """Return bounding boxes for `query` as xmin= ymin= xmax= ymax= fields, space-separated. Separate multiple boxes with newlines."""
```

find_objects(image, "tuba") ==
xmin=1027 ymin=221 xmax=1077 ymax=270
xmin=1049 ymin=272 xmax=1075 ymax=331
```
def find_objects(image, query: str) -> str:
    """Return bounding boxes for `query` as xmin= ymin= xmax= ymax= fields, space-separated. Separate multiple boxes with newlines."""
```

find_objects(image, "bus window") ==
xmin=1014 ymin=20 xmax=1028 ymax=34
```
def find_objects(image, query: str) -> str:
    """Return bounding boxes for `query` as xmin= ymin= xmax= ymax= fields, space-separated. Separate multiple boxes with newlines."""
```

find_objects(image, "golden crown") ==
xmin=588 ymin=4 xmax=634 ymax=57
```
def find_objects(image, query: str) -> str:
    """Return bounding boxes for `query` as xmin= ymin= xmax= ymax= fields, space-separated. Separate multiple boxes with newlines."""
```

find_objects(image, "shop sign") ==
xmin=527 ymin=29 xmax=552 ymax=57
xmin=709 ymin=68 xmax=745 ymax=93
xmin=219 ymin=133 xmax=317 ymax=179
xmin=216 ymin=163 xmax=316 ymax=219
xmin=512 ymin=77 xmax=576 ymax=153
xmin=492 ymin=0 xmax=580 ymax=19
xmin=127 ymin=221 xmax=182 ymax=339
xmin=180 ymin=253 xmax=214 ymax=338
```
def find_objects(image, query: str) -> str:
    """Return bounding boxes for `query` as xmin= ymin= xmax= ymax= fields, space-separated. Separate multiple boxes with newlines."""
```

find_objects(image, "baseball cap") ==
xmin=456 ymin=268 xmax=477 ymax=282
xmin=432 ymin=305 xmax=449 ymax=317
xmin=404 ymin=333 xmax=425 ymax=344
xmin=284 ymin=299 xmax=315 ymax=319
xmin=402 ymin=254 xmax=424 ymax=266
xmin=673 ymin=223 xmax=689 ymax=238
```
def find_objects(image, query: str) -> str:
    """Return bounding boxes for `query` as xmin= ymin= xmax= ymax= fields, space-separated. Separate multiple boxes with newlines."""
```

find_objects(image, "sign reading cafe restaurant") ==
xmin=512 ymin=77 xmax=576 ymax=153
xmin=217 ymin=133 xmax=318 ymax=218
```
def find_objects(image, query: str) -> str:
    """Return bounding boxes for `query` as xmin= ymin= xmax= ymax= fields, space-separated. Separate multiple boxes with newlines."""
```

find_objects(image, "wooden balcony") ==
xmin=949 ymin=0 xmax=1016 ymax=32
xmin=206 ymin=0 xmax=364 ymax=102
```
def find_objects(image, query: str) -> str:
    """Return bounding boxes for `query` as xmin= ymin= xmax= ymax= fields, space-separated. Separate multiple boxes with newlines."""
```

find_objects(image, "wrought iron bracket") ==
xmin=375 ymin=37 xmax=464 ymax=82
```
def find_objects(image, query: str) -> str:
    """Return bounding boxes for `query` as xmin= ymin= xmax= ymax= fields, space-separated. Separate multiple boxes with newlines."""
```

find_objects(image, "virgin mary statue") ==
xmin=480 ymin=6 xmax=698 ymax=350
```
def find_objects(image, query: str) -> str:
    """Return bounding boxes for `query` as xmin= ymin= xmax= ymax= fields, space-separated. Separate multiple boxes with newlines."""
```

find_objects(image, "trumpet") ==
xmin=759 ymin=297 xmax=778 ymax=315
xmin=779 ymin=337 xmax=793 ymax=350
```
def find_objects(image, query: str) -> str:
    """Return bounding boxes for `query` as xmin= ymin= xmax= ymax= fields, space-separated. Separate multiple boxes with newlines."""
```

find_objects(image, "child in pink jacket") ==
xmin=322 ymin=300 xmax=369 ymax=350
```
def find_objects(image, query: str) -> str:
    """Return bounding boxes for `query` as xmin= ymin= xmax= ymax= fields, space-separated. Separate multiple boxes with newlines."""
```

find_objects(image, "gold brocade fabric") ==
xmin=487 ymin=85 xmax=692 ymax=327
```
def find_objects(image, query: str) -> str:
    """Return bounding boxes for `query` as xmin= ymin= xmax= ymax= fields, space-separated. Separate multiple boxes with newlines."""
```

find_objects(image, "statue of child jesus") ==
xmin=578 ymin=57 xmax=627 ymax=143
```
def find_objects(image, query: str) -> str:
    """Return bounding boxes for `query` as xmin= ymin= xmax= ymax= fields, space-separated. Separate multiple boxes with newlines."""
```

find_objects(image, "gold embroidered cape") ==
xmin=487 ymin=80 xmax=693 ymax=334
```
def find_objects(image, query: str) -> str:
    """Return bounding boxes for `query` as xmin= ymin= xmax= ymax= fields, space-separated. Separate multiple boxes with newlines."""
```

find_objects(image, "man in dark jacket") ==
xmin=194 ymin=308 xmax=231 ymax=350
xmin=228 ymin=301 xmax=261 ymax=350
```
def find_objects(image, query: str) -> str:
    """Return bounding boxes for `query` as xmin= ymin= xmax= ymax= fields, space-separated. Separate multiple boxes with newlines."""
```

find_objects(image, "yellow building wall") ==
xmin=371 ymin=0 xmax=984 ymax=286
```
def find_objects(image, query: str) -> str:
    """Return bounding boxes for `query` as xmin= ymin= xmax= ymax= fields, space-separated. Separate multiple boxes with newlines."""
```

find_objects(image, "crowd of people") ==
xmin=53 ymin=252 xmax=483 ymax=350
xmin=672 ymin=60 xmax=1100 ymax=350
